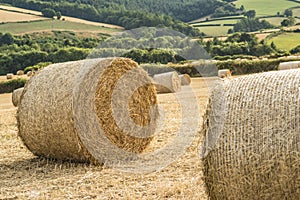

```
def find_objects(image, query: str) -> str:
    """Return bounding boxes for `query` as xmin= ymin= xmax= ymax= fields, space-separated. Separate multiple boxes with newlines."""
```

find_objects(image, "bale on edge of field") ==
xmin=153 ymin=71 xmax=181 ymax=93
xmin=16 ymin=70 xmax=24 ymax=76
xmin=17 ymin=58 xmax=159 ymax=163
xmin=179 ymin=74 xmax=191 ymax=86
xmin=6 ymin=73 xmax=13 ymax=80
xmin=202 ymin=69 xmax=300 ymax=199
xmin=278 ymin=61 xmax=300 ymax=70
xmin=218 ymin=69 xmax=231 ymax=78
xmin=12 ymin=87 xmax=24 ymax=107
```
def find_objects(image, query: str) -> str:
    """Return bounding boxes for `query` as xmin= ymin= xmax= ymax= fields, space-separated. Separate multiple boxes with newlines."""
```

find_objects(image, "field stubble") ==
xmin=0 ymin=78 xmax=212 ymax=199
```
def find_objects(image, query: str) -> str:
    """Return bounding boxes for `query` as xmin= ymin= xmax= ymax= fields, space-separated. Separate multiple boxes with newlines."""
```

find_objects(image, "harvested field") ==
xmin=0 ymin=9 xmax=47 ymax=23
xmin=0 ymin=77 xmax=213 ymax=199
xmin=0 ymin=5 xmax=123 ymax=29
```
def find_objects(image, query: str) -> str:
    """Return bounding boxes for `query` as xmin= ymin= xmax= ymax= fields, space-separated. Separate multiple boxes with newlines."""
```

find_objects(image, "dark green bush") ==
xmin=0 ymin=78 xmax=27 ymax=94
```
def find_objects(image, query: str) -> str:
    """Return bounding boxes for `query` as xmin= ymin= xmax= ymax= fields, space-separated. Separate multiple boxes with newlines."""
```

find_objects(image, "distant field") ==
xmin=0 ymin=20 xmax=121 ymax=34
xmin=198 ymin=26 xmax=233 ymax=37
xmin=292 ymin=8 xmax=300 ymax=17
xmin=263 ymin=17 xmax=300 ymax=26
xmin=267 ymin=32 xmax=300 ymax=50
xmin=235 ymin=0 xmax=299 ymax=17
xmin=0 ymin=4 xmax=123 ymax=29
xmin=193 ymin=19 xmax=239 ymax=26
xmin=0 ymin=9 xmax=47 ymax=22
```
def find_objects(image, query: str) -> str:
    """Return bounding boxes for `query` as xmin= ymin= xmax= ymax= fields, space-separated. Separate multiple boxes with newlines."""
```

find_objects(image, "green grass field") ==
xmin=235 ymin=0 xmax=299 ymax=17
xmin=267 ymin=32 xmax=300 ymax=50
xmin=0 ymin=20 xmax=120 ymax=34
xmin=263 ymin=17 xmax=300 ymax=26
xmin=197 ymin=26 xmax=233 ymax=37
xmin=193 ymin=19 xmax=240 ymax=26
xmin=292 ymin=8 xmax=300 ymax=17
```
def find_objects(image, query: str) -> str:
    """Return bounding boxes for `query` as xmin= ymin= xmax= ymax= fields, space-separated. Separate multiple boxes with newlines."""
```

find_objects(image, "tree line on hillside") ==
xmin=0 ymin=0 xmax=210 ymax=37
xmin=35 ymin=0 xmax=235 ymax=22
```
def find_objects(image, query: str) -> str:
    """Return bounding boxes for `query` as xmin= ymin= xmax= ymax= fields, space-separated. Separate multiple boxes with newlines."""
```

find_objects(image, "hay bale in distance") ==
xmin=179 ymin=74 xmax=191 ymax=85
xmin=6 ymin=73 xmax=14 ymax=80
xmin=16 ymin=70 xmax=24 ymax=76
xmin=17 ymin=58 xmax=158 ymax=163
xmin=153 ymin=71 xmax=181 ymax=93
xmin=218 ymin=69 xmax=231 ymax=78
xmin=202 ymin=69 xmax=300 ymax=199
xmin=12 ymin=87 xmax=24 ymax=107
xmin=278 ymin=61 xmax=300 ymax=70
xmin=26 ymin=71 xmax=34 ymax=77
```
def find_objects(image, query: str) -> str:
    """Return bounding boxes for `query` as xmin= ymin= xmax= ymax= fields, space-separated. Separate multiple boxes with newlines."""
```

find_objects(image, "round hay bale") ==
xmin=26 ymin=71 xmax=35 ymax=77
xmin=202 ymin=69 xmax=300 ymax=199
xmin=17 ymin=58 xmax=158 ymax=163
xmin=278 ymin=61 xmax=300 ymax=70
xmin=6 ymin=73 xmax=14 ymax=80
xmin=16 ymin=70 xmax=24 ymax=76
xmin=218 ymin=69 xmax=231 ymax=78
xmin=179 ymin=74 xmax=191 ymax=85
xmin=12 ymin=87 xmax=24 ymax=107
xmin=153 ymin=71 xmax=181 ymax=93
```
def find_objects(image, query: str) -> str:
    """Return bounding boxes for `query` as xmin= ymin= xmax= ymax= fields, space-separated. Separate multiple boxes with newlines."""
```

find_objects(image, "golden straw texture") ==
xmin=17 ymin=58 xmax=158 ymax=163
xmin=202 ymin=69 xmax=300 ymax=199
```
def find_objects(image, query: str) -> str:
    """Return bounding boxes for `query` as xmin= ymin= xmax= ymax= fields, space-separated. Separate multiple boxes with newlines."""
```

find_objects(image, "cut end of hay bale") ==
xmin=202 ymin=69 xmax=300 ymax=199
xmin=153 ymin=71 xmax=181 ymax=93
xmin=12 ymin=87 xmax=24 ymax=107
xmin=17 ymin=58 xmax=158 ymax=163
xmin=179 ymin=74 xmax=191 ymax=85
xmin=94 ymin=58 xmax=158 ymax=153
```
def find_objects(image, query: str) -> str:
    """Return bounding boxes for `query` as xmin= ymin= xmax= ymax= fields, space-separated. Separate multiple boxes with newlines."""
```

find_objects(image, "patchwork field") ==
xmin=197 ymin=26 xmax=233 ymax=37
xmin=0 ymin=4 xmax=123 ymax=30
xmin=0 ymin=77 xmax=216 ymax=199
xmin=267 ymin=32 xmax=300 ymax=50
xmin=0 ymin=9 xmax=47 ymax=23
xmin=263 ymin=17 xmax=300 ymax=26
xmin=234 ymin=0 xmax=300 ymax=17
xmin=0 ymin=20 xmax=121 ymax=34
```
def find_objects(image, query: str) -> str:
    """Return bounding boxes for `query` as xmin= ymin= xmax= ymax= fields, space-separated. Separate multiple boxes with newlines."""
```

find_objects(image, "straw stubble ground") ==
xmin=0 ymin=78 xmax=211 ymax=199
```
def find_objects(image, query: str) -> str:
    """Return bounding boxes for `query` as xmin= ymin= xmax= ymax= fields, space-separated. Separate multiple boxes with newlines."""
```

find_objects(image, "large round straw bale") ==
xmin=218 ymin=69 xmax=231 ymax=78
xmin=26 ymin=71 xmax=33 ymax=77
xmin=12 ymin=87 xmax=24 ymax=107
xmin=16 ymin=70 xmax=24 ymax=76
xmin=17 ymin=58 xmax=158 ymax=163
xmin=179 ymin=74 xmax=191 ymax=85
xmin=153 ymin=71 xmax=181 ymax=93
xmin=278 ymin=61 xmax=300 ymax=70
xmin=6 ymin=73 xmax=14 ymax=80
xmin=202 ymin=69 xmax=300 ymax=199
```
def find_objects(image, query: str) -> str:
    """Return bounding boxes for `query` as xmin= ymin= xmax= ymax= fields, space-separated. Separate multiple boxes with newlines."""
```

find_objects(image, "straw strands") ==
xmin=17 ymin=58 xmax=158 ymax=163
xmin=202 ymin=69 xmax=300 ymax=199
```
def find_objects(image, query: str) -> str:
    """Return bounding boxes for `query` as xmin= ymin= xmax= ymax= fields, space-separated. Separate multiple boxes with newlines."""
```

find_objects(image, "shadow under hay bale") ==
xmin=153 ymin=71 xmax=181 ymax=93
xmin=12 ymin=87 xmax=24 ymax=107
xmin=202 ymin=69 xmax=300 ymax=199
xmin=179 ymin=74 xmax=191 ymax=86
xmin=17 ymin=58 xmax=159 ymax=164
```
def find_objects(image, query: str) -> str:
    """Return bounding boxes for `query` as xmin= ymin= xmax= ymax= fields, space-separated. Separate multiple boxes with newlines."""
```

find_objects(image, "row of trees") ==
xmin=0 ymin=0 xmax=208 ymax=37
